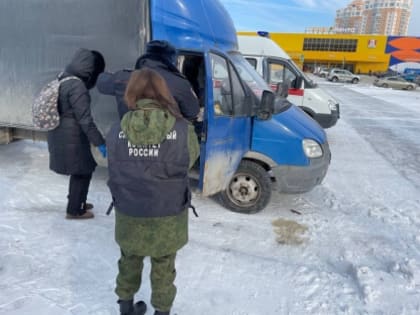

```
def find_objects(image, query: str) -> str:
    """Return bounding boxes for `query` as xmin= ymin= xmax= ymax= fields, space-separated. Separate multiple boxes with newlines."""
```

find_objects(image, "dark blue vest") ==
xmin=106 ymin=119 xmax=190 ymax=217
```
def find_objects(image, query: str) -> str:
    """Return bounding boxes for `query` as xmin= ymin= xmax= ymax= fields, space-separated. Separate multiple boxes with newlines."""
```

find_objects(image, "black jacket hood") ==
xmin=65 ymin=49 xmax=105 ymax=89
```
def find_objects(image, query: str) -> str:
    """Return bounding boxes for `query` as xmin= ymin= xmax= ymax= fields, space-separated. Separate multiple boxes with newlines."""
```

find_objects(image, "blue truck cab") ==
xmin=151 ymin=1 xmax=331 ymax=212
xmin=0 ymin=0 xmax=331 ymax=213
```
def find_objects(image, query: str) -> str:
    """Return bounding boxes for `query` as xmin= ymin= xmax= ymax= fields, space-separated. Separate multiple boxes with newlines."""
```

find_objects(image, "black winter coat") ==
xmin=97 ymin=56 xmax=200 ymax=121
xmin=47 ymin=49 xmax=105 ymax=175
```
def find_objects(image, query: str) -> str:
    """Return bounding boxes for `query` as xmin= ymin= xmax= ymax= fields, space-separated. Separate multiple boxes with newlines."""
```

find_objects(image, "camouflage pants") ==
xmin=115 ymin=249 xmax=177 ymax=312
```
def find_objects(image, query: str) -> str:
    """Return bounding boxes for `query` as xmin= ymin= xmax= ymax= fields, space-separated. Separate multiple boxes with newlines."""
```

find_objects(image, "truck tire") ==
xmin=218 ymin=160 xmax=272 ymax=214
xmin=332 ymin=77 xmax=338 ymax=82
xmin=352 ymin=78 xmax=359 ymax=84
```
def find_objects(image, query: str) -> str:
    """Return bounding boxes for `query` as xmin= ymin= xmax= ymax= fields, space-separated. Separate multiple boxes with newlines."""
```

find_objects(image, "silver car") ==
xmin=327 ymin=68 xmax=360 ymax=84
xmin=315 ymin=67 xmax=330 ymax=78
xmin=373 ymin=76 xmax=417 ymax=90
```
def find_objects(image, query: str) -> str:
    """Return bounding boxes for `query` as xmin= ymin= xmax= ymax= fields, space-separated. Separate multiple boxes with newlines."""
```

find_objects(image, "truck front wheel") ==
xmin=218 ymin=160 xmax=272 ymax=214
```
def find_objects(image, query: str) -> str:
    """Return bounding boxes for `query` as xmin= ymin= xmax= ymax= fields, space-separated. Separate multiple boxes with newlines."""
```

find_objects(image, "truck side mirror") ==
xmin=276 ymin=82 xmax=289 ymax=98
xmin=292 ymin=76 xmax=303 ymax=89
xmin=258 ymin=90 xmax=275 ymax=120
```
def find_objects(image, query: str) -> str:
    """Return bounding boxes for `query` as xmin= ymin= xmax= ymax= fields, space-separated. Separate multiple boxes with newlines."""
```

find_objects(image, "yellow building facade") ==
xmin=238 ymin=32 xmax=390 ymax=74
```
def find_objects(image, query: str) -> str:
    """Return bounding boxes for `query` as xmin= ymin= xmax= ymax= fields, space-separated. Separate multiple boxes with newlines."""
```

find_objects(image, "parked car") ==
xmin=327 ymin=68 xmax=360 ymax=83
xmin=375 ymin=70 xmax=398 ymax=78
xmin=402 ymin=68 xmax=420 ymax=82
xmin=315 ymin=67 xmax=330 ymax=78
xmin=373 ymin=76 xmax=417 ymax=90
xmin=401 ymin=73 xmax=419 ymax=83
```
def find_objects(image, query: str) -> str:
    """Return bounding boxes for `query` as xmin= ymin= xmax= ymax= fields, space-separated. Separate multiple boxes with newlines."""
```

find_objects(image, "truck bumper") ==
xmin=314 ymin=104 xmax=340 ymax=129
xmin=272 ymin=143 xmax=331 ymax=193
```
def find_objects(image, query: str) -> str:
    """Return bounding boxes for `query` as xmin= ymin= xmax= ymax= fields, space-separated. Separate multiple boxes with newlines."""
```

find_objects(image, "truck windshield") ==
xmin=229 ymin=52 xmax=271 ymax=100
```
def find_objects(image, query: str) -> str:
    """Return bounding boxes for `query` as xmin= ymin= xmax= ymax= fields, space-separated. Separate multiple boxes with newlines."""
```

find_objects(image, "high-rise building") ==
xmin=335 ymin=0 xmax=413 ymax=35
xmin=335 ymin=0 xmax=364 ymax=34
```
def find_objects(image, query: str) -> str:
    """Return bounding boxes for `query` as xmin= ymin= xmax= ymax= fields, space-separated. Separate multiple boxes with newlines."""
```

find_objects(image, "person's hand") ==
xmin=98 ymin=144 xmax=107 ymax=158
xmin=196 ymin=107 xmax=204 ymax=122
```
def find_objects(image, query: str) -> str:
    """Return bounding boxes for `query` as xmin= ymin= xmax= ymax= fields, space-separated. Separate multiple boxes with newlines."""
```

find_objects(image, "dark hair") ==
xmin=124 ymin=68 xmax=182 ymax=119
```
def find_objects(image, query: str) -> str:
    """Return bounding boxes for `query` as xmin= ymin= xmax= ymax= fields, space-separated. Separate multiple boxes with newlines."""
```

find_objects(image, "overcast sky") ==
xmin=219 ymin=0 xmax=420 ymax=36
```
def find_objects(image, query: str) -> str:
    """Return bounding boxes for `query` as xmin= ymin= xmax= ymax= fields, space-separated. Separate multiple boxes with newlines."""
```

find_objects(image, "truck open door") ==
xmin=198 ymin=52 xmax=252 ymax=197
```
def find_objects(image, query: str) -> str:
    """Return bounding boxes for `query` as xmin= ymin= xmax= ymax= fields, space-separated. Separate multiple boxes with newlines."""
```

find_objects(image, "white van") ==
xmin=238 ymin=35 xmax=340 ymax=128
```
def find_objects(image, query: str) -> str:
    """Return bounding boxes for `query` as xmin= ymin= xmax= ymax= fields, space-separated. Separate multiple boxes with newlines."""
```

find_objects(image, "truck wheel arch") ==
xmin=218 ymin=159 xmax=272 ymax=214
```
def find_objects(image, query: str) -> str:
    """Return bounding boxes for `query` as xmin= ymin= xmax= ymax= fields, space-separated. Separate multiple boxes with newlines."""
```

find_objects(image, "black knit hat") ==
xmin=145 ymin=40 xmax=177 ymax=64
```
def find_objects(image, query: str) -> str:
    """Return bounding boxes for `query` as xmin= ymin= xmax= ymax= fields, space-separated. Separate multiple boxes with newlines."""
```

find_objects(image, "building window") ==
xmin=303 ymin=38 xmax=358 ymax=52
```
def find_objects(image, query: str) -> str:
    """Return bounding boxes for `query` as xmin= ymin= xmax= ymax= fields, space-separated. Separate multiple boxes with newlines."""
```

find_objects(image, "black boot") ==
xmin=118 ymin=300 xmax=147 ymax=315
xmin=154 ymin=311 xmax=170 ymax=315
xmin=118 ymin=300 xmax=134 ymax=315
xmin=133 ymin=301 xmax=147 ymax=315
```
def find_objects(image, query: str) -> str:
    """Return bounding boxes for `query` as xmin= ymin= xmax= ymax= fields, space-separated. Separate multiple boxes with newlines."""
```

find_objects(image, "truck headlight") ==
xmin=303 ymin=139 xmax=323 ymax=158
xmin=328 ymin=99 xmax=338 ymax=111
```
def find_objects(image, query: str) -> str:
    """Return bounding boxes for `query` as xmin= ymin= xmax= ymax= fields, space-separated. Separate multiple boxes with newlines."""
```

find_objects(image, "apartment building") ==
xmin=335 ymin=0 xmax=413 ymax=35
xmin=334 ymin=0 xmax=364 ymax=33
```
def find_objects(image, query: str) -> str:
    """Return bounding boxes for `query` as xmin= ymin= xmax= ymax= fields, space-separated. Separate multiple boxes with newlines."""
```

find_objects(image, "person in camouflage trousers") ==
xmin=106 ymin=68 xmax=200 ymax=315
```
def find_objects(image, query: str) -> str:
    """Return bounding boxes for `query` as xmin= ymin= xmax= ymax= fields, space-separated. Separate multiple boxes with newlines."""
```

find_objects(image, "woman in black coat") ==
xmin=47 ymin=48 xmax=106 ymax=219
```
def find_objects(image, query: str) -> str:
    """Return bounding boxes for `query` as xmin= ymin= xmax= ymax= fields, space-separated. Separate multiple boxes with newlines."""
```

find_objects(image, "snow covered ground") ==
xmin=1 ymin=79 xmax=420 ymax=315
